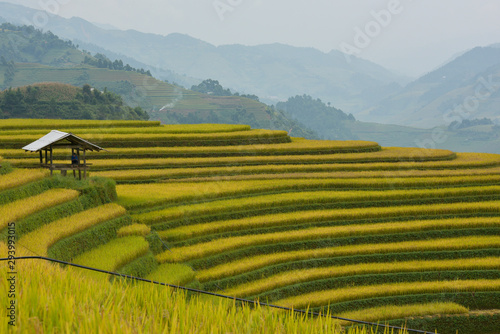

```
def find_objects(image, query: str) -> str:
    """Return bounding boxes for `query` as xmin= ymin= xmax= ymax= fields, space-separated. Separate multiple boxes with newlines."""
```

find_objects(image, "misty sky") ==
xmin=3 ymin=0 xmax=499 ymax=77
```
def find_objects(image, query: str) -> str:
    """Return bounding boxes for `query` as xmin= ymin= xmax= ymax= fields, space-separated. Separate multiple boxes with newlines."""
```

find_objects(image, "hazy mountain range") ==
xmin=366 ymin=45 xmax=500 ymax=128
xmin=0 ymin=1 xmax=499 ymax=153
xmin=0 ymin=2 xmax=408 ymax=115
xmin=2 ymin=2 xmax=499 ymax=129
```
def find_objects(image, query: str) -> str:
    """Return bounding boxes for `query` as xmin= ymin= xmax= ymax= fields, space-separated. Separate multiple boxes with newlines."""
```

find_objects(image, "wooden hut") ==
xmin=22 ymin=130 xmax=104 ymax=179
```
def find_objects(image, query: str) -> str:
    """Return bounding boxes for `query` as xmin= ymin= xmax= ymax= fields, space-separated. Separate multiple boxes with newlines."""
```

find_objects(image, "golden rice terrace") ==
xmin=0 ymin=118 xmax=499 ymax=334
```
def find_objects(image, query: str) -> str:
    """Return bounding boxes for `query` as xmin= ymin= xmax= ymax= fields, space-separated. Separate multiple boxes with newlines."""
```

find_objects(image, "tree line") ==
xmin=0 ymin=84 xmax=149 ymax=121
xmin=191 ymin=79 xmax=259 ymax=101
xmin=83 ymin=53 xmax=152 ymax=76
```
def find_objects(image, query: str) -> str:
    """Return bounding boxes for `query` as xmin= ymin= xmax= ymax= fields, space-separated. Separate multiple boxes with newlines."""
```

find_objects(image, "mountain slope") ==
xmin=367 ymin=46 xmax=500 ymax=128
xmin=2 ymin=21 xmax=499 ymax=152
xmin=0 ymin=24 xmax=317 ymax=138
xmin=0 ymin=62 xmax=318 ymax=138
xmin=276 ymin=95 xmax=356 ymax=140
xmin=0 ymin=2 xmax=408 ymax=115
xmin=0 ymin=82 xmax=149 ymax=120
xmin=77 ymin=37 xmax=407 ymax=114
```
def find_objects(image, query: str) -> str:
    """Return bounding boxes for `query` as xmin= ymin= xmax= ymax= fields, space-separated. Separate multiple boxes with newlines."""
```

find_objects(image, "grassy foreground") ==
xmin=0 ymin=254 xmax=408 ymax=334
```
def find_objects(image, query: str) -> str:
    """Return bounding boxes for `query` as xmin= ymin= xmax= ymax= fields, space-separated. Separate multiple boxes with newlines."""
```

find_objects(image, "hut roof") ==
xmin=22 ymin=130 xmax=104 ymax=152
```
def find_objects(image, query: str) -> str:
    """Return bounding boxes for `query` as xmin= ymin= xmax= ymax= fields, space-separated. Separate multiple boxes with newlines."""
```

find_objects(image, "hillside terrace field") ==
xmin=2 ymin=64 xmax=272 ymax=124
xmin=0 ymin=119 xmax=499 ymax=333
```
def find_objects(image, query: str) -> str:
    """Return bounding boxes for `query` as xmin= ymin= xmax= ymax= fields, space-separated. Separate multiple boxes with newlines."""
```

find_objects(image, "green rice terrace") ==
xmin=0 ymin=118 xmax=499 ymax=333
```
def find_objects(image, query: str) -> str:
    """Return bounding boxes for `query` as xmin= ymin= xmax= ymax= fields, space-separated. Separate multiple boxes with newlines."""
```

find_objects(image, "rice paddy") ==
xmin=0 ymin=188 xmax=79 ymax=230
xmin=0 ymin=255 xmax=386 ymax=333
xmin=336 ymin=302 xmax=468 ymax=325
xmin=91 ymin=162 xmax=500 ymax=182
xmin=73 ymin=236 xmax=150 ymax=280
xmin=0 ymin=168 xmax=49 ymax=191
xmin=115 ymin=174 xmax=500 ymax=210
xmin=2 ymin=118 xmax=499 ymax=333
xmin=195 ymin=236 xmax=500 ymax=282
xmin=225 ymin=257 xmax=500 ymax=298
xmin=117 ymin=223 xmax=151 ymax=237
xmin=275 ymin=279 xmax=500 ymax=309
xmin=19 ymin=203 xmax=126 ymax=256
xmin=156 ymin=201 xmax=500 ymax=245
xmin=134 ymin=185 xmax=500 ymax=225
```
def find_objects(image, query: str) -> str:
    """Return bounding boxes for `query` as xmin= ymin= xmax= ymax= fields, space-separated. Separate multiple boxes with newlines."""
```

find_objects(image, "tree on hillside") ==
xmin=3 ymin=60 xmax=16 ymax=86
xmin=191 ymin=79 xmax=262 ymax=101
xmin=82 ymin=53 xmax=152 ymax=76
xmin=448 ymin=117 xmax=494 ymax=130
xmin=191 ymin=79 xmax=232 ymax=96
xmin=276 ymin=94 xmax=356 ymax=140
xmin=0 ymin=24 xmax=76 ymax=63
xmin=240 ymin=93 xmax=260 ymax=101
xmin=0 ymin=84 xmax=149 ymax=120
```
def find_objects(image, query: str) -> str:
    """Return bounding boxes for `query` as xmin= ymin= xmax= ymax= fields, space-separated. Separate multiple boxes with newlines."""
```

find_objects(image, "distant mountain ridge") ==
xmin=0 ymin=1 xmax=408 ymax=115
xmin=367 ymin=46 xmax=500 ymax=128
xmin=1 ymin=2 xmax=499 ymax=153
xmin=0 ymin=23 xmax=319 ymax=139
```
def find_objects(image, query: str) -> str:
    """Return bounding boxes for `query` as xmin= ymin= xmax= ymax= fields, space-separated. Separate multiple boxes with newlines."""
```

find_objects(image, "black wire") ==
xmin=153 ymin=231 xmax=172 ymax=252
xmin=0 ymin=256 xmax=437 ymax=334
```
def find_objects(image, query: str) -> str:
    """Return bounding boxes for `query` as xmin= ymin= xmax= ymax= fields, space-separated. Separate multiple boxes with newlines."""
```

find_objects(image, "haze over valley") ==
xmin=0 ymin=1 xmax=499 ymax=153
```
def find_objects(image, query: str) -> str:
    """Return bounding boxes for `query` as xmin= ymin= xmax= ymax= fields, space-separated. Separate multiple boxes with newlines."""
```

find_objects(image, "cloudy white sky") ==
xmin=3 ymin=0 xmax=500 ymax=77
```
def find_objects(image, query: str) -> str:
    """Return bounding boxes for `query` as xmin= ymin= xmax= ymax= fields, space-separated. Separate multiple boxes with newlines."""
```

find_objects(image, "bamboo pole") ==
xmin=73 ymin=148 xmax=76 ymax=178
xmin=49 ymin=146 xmax=53 ymax=176
xmin=83 ymin=149 xmax=87 ymax=179
xmin=77 ymin=148 xmax=81 ymax=180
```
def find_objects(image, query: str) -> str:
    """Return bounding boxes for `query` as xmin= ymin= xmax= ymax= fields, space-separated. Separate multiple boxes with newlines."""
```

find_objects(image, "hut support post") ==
xmin=49 ymin=146 xmax=53 ymax=176
xmin=83 ymin=149 xmax=87 ymax=179
xmin=77 ymin=148 xmax=81 ymax=180
xmin=72 ymin=148 xmax=76 ymax=177
xmin=39 ymin=150 xmax=43 ymax=164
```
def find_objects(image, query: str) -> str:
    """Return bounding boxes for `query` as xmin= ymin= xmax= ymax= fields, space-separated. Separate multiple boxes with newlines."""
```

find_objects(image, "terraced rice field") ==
xmin=0 ymin=188 xmax=79 ymax=230
xmin=1 ymin=119 xmax=499 ymax=333
xmin=19 ymin=203 xmax=127 ymax=256
xmin=72 ymin=236 xmax=150 ymax=280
